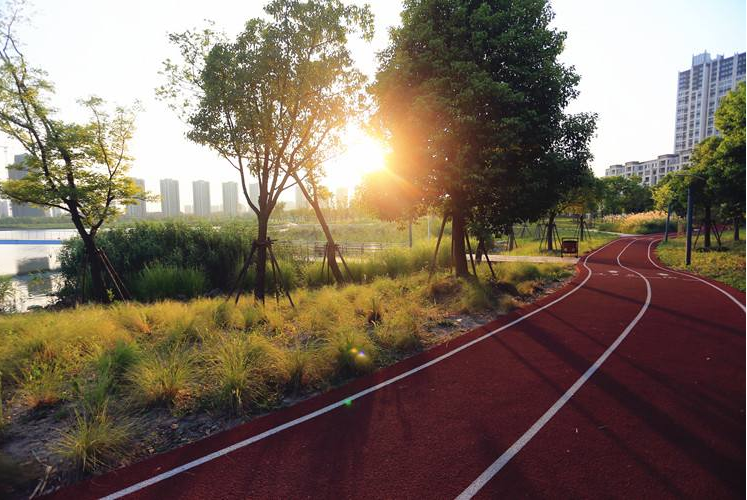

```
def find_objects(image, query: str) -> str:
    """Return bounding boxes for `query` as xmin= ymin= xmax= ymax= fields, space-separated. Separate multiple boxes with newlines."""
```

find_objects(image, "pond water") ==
xmin=0 ymin=229 xmax=76 ymax=312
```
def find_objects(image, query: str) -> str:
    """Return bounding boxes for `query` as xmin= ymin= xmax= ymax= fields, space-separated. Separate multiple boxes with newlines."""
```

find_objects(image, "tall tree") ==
xmin=599 ymin=175 xmax=653 ymax=215
xmin=0 ymin=8 xmax=143 ymax=303
xmin=532 ymin=113 xmax=597 ymax=250
xmin=158 ymin=0 xmax=373 ymax=299
xmin=713 ymin=82 xmax=745 ymax=240
xmin=371 ymin=0 xmax=584 ymax=276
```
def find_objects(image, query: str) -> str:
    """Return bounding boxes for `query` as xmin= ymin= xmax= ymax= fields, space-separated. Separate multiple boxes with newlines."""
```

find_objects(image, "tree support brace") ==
xmin=229 ymin=239 xmax=295 ymax=308
xmin=98 ymin=248 xmax=131 ymax=301
xmin=575 ymin=215 xmax=589 ymax=242
xmin=464 ymin=230 xmax=478 ymax=278
xmin=428 ymin=214 xmax=450 ymax=281
xmin=476 ymin=237 xmax=497 ymax=279
xmin=320 ymin=243 xmax=353 ymax=283
xmin=538 ymin=221 xmax=562 ymax=253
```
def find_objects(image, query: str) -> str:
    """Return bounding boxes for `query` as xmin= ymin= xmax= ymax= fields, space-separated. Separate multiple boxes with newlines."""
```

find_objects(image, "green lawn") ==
xmin=656 ymin=237 xmax=746 ymax=292
xmin=500 ymin=222 xmax=617 ymax=257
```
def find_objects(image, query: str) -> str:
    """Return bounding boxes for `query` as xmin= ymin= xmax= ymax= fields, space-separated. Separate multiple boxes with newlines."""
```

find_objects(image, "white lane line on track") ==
xmin=455 ymin=238 xmax=652 ymax=500
xmin=100 ymin=239 xmax=626 ymax=499
xmin=647 ymin=238 xmax=745 ymax=313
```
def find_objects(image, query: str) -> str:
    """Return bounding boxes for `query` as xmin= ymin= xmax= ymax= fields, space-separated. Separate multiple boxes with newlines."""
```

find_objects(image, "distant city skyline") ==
xmin=0 ymin=0 xmax=744 ymax=197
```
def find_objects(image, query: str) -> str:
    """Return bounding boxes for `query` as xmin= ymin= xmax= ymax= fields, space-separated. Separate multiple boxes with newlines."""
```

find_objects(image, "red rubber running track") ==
xmin=50 ymin=237 xmax=745 ymax=499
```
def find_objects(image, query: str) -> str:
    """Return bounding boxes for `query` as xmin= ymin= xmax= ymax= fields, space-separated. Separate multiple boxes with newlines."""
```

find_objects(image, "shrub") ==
xmin=57 ymin=220 xmax=255 ymax=302
xmin=133 ymin=265 xmax=207 ymax=302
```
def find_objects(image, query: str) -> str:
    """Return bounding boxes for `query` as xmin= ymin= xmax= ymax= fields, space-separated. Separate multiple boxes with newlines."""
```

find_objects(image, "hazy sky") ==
xmin=1 ymin=0 xmax=744 ymax=209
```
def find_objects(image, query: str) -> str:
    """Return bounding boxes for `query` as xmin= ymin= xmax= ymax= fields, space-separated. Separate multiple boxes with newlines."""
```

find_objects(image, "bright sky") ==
xmin=1 ymin=0 xmax=744 ymax=210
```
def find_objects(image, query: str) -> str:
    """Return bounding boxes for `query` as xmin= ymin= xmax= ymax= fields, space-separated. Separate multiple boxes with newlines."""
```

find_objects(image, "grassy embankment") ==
xmin=0 ymin=247 xmax=574 ymax=482
xmin=656 ymin=237 xmax=746 ymax=292
xmin=596 ymin=210 xmax=680 ymax=235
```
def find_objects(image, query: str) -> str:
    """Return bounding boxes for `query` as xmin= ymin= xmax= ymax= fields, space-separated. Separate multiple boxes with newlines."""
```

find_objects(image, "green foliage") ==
xmin=371 ymin=0 xmax=594 ymax=270
xmin=134 ymin=265 xmax=207 ymax=302
xmin=0 ymin=10 xmax=149 ymax=302
xmin=599 ymin=176 xmax=654 ymax=215
xmin=0 ymin=276 xmax=14 ymax=313
xmin=655 ymin=83 xmax=745 ymax=228
xmin=57 ymin=220 xmax=254 ymax=301
xmin=158 ymin=0 xmax=373 ymax=299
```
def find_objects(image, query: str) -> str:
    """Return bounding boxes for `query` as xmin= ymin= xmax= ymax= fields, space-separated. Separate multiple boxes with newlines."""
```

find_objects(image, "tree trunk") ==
xmin=255 ymin=214 xmax=269 ymax=302
xmin=80 ymin=232 xmax=107 ymax=303
xmin=547 ymin=212 xmax=556 ymax=252
xmin=67 ymin=206 xmax=107 ymax=303
xmin=294 ymin=176 xmax=345 ymax=283
xmin=451 ymin=206 xmax=469 ymax=277
xmin=704 ymin=205 xmax=712 ymax=250
xmin=735 ymin=216 xmax=740 ymax=241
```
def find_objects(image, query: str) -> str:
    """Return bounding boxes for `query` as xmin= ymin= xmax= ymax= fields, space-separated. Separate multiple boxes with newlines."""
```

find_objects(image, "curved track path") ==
xmin=51 ymin=237 xmax=745 ymax=500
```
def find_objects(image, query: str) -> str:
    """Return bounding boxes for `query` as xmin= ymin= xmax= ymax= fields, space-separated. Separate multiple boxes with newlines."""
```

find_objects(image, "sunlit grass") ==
xmin=0 ymin=247 xmax=588 ymax=473
xmin=127 ymin=348 xmax=194 ymax=407
xmin=597 ymin=211 xmax=680 ymax=235
xmin=657 ymin=237 xmax=745 ymax=291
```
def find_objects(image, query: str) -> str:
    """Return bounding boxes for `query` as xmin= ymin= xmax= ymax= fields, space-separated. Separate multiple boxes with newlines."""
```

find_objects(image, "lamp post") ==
xmin=672 ymin=171 xmax=704 ymax=266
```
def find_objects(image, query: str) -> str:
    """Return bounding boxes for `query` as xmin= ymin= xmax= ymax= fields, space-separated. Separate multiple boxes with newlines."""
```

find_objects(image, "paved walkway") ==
xmin=486 ymin=254 xmax=579 ymax=264
xmin=52 ymin=237 xmax=745 ymax=499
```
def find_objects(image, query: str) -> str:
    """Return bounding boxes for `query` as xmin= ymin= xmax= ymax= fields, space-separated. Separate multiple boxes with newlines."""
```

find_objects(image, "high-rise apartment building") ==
xmin=606 ymin=50 xmax=745 ymax=186
xmin=9 ymin=154 xmax=47 ymax=217
xmin=222 ymin=181 xmax=239 ymax=216
xmin=295 ymin=184 xmax=309 ymax=210
xmin=192 ymin=180 xmax=211 ymax=217
xmin=160 ymin=178 xmax=180 ymax=217
xmin=126 ymin=178 xmax=147 ymax=218
xmin=674 ymin=51 xmax=746 ymax=153
xmin=0 ymin=199 xmax=9 ymax=218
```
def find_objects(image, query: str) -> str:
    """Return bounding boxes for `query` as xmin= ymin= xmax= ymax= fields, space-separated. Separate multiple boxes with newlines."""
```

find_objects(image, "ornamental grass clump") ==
xmin=127 ymin=348 xmax=194 ymax=407
xmin=325 ymin=329 xmax=377 ymax=378
xmin=53 ymin=399 xmax=132 ymax=473
xmin=203 ymin=333 xmax=289 ymax=413
xmin=14 ymin=362 xmax=66 ymax=408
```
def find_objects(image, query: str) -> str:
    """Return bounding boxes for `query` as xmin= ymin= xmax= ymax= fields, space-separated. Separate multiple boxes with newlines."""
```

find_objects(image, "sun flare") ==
xmin=325 ymin=127 xmax=387 ymax=190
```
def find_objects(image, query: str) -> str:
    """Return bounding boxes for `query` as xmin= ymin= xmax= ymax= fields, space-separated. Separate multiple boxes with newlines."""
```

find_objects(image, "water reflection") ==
xmin=6 ymin=272 xmax=62 ymax=312
xmin=17 ymin=256 xmax=52 ymax=275
xmin=0 ymin=229 xmax=69 ymax=312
